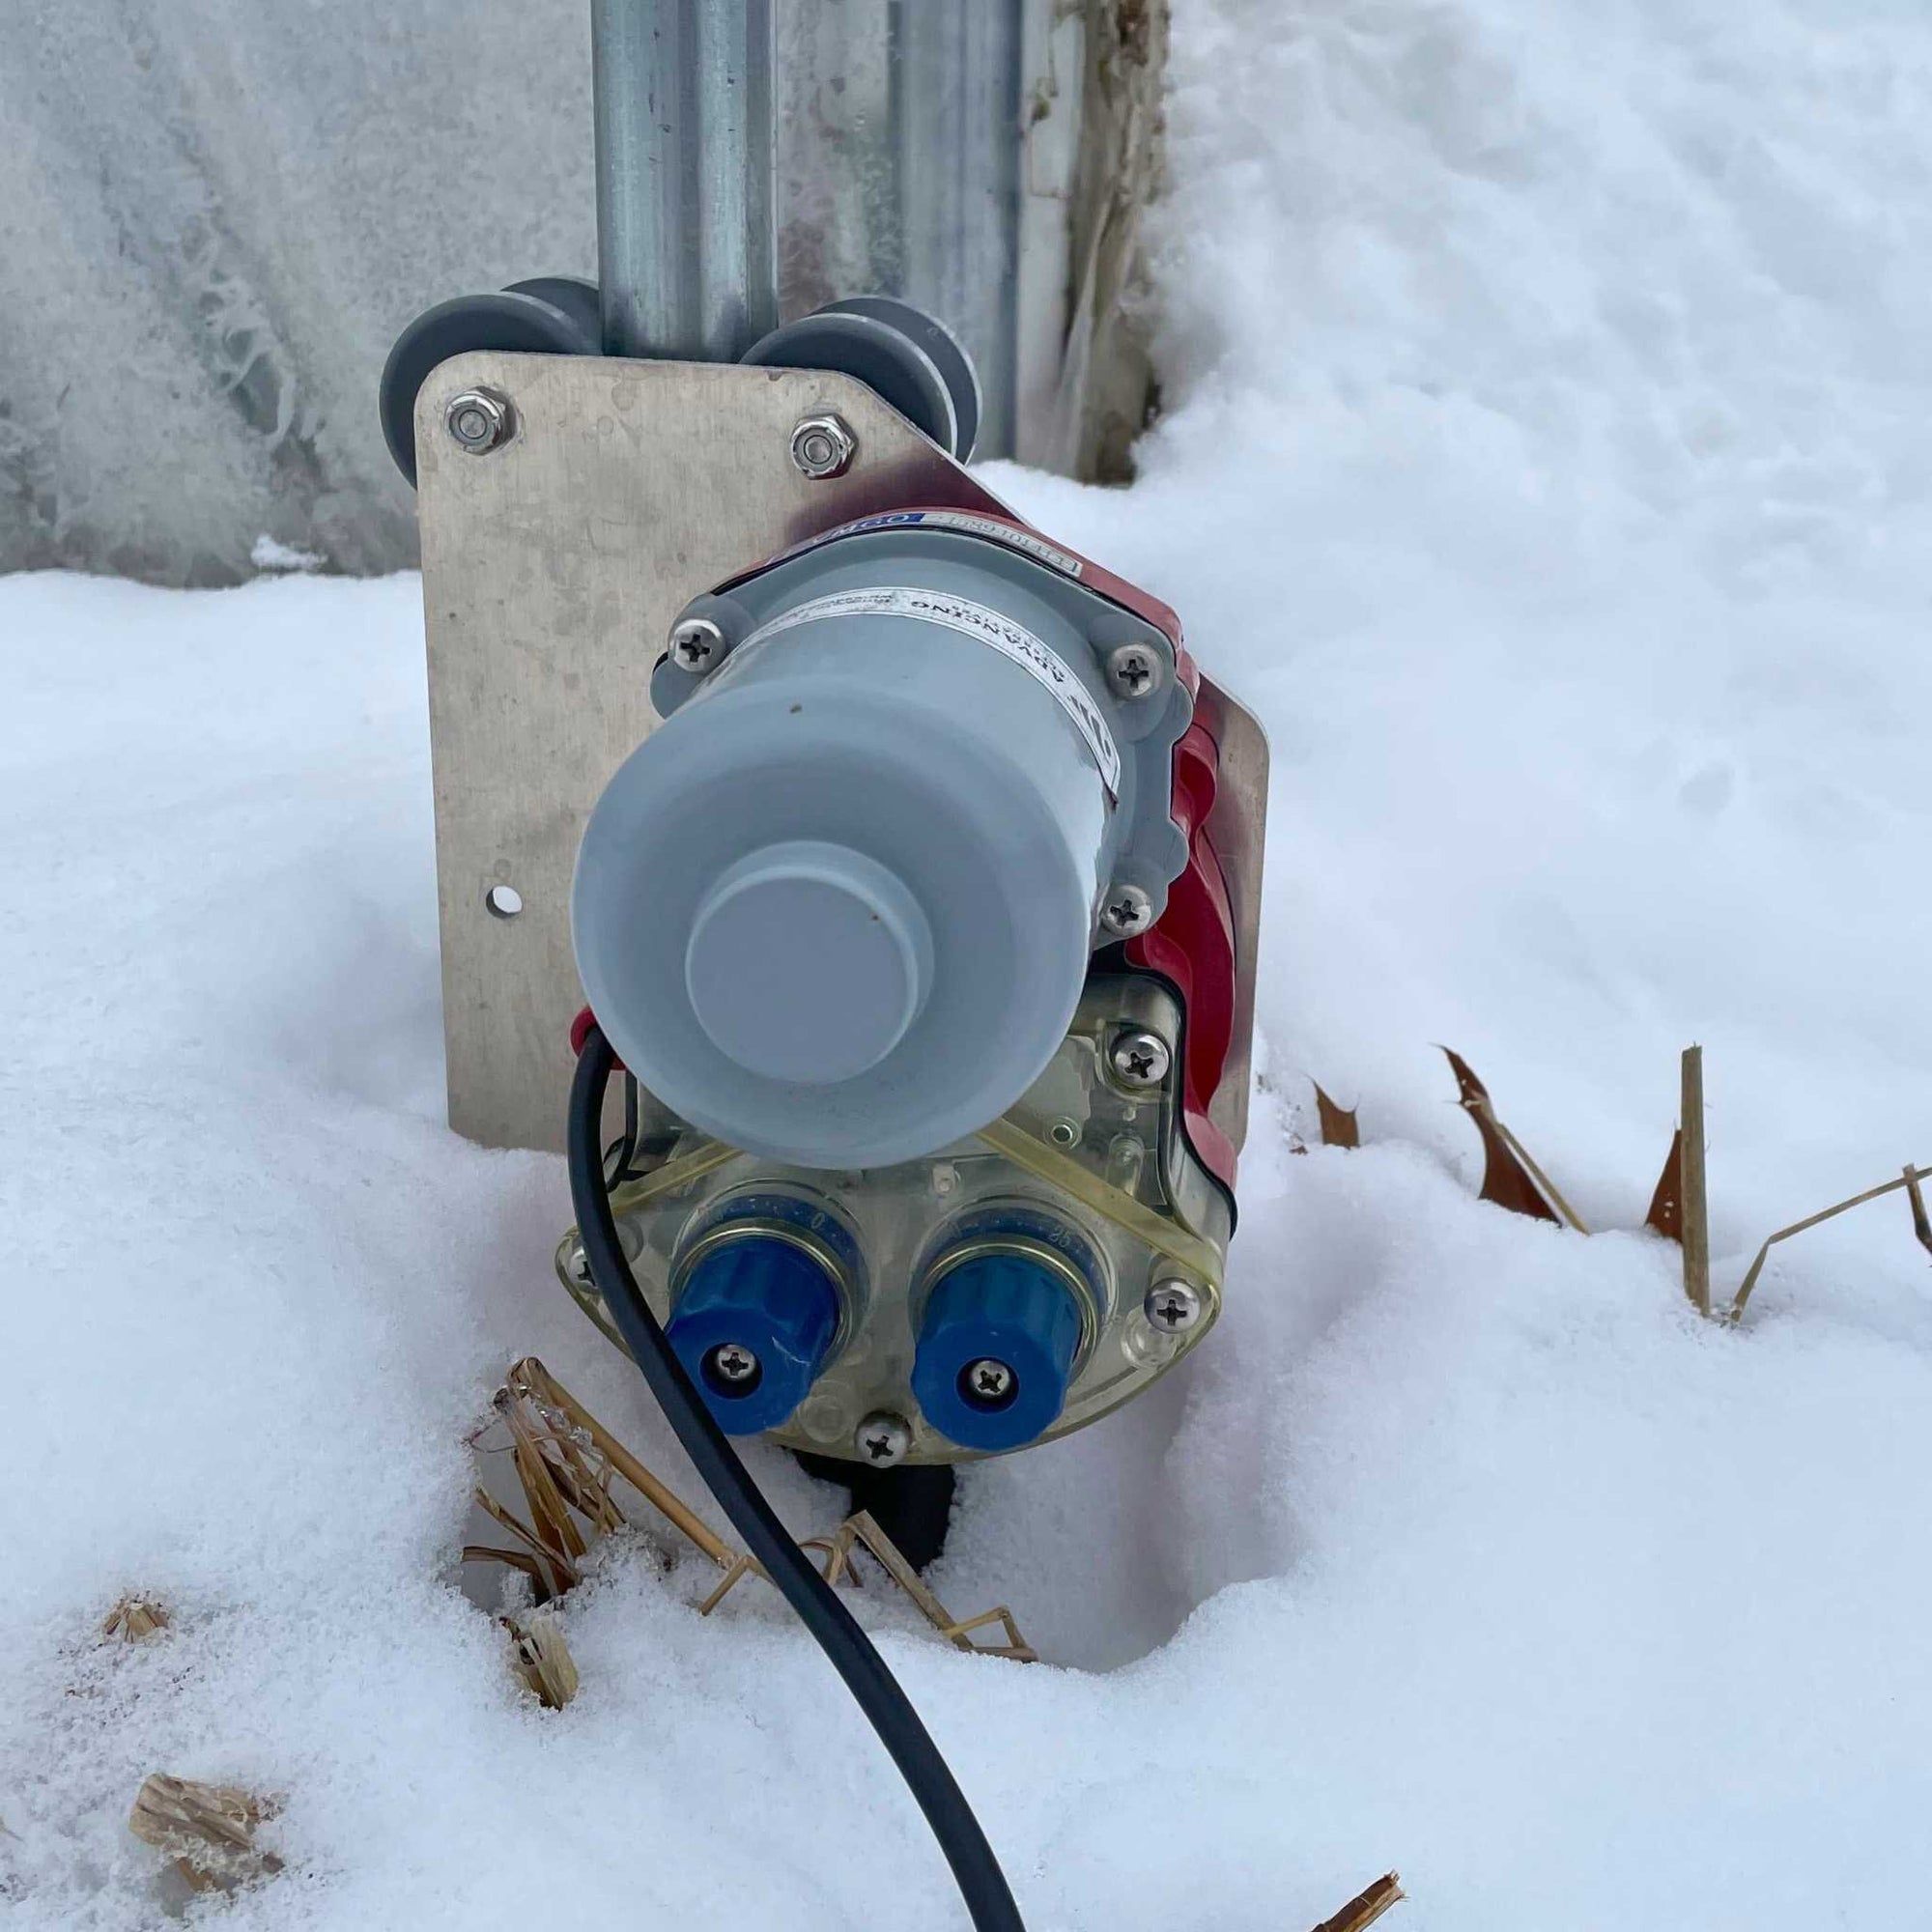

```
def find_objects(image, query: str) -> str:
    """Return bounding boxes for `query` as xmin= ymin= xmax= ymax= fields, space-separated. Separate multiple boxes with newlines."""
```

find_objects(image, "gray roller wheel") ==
xmin=505 ymin=276 xmax=604 ymax=350
xmin=815 ymin=296 xmax=981 ymax=463
xmin=741 ymin=298 xmax=977 ymax=460
xmin=380 ymin=287 xmax=599 ymax=486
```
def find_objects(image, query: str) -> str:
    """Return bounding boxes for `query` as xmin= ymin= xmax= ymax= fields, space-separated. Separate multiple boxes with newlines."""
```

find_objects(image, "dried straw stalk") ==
xmin=699 ymin=1509 xmax=1037 ymax=1661
xmin=468 ymin=1358 xmax=1035 ymax=1663
xmin=1311 ymin=1872 xmax=1405 ymax=1932
xmin=1730 ymin=1161 xmax=1932 ymax=1320
xmin=504 ymin=1614 xmax=580 ymax=1709
xmin=465 ymin=1356 xmax=738 ymax=1605
xmin=128 ymin=1774 xmax=280 ymax=1892
xmin=101 ymin=1595 xmax=169 ymax=1641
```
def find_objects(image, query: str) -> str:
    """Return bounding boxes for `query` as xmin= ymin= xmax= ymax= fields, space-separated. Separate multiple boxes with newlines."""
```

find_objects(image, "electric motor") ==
xmin=575 ymin=511 xmax=1191 ymax=1168
xmin=560 ymin=506 xmax=1262 ymax=1464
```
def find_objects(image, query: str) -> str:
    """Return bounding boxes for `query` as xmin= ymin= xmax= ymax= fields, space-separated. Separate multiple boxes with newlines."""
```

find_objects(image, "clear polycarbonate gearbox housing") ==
xmin=557 ymin=976 xmax=1231 ymax=1463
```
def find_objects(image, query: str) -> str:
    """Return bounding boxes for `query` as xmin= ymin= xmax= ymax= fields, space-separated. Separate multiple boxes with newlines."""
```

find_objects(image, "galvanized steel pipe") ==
xmin=592 ymin=0 xmax=778 ymax=361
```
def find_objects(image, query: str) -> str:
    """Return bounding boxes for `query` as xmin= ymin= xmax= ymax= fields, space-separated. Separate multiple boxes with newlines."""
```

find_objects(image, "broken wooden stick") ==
xmin=1679 ymin=1045 xmax=1712 ymax=1316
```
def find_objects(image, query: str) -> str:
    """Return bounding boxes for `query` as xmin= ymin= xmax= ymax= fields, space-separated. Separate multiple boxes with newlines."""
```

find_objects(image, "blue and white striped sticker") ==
xmin=773 ymin=509 xmax=1087 ymax=580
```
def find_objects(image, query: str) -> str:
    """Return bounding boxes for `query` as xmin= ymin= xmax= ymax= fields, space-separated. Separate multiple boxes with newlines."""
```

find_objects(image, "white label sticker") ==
xmin=728 ymin=585 xmax=1121 ymax=796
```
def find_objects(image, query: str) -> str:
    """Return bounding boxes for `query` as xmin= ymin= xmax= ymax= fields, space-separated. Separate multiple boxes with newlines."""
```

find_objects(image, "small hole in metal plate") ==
xmin=485 ymin=884 xmax=524 ymax=920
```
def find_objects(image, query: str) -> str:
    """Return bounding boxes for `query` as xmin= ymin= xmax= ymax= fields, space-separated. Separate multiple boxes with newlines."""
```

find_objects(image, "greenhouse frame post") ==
xmin=593 ymin=0 xmax=780 ymax=361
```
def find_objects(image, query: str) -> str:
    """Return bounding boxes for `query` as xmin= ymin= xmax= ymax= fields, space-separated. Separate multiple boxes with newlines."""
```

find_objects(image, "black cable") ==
xmin=567 ymin=1026 xmax=1026 ymax=1932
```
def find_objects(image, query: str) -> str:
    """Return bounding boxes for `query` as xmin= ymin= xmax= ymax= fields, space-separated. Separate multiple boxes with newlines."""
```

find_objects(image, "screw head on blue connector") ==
xmin=912 ymin=1252 xmax=1084 ymax=1453
xmin=666 ymin=1236 xmax=840 ymax=1436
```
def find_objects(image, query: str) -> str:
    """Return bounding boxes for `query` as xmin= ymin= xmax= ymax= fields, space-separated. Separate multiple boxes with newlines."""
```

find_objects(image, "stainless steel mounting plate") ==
xmin=414 ymin=350 xmax=1011 ymax=1151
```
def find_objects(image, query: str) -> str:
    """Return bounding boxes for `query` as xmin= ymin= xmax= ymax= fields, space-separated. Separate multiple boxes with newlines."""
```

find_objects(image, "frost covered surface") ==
xmin=6 ymin=0 xmax=1932 ymax=1925
xmin=0 ymin=0 xmax=592 ymax=582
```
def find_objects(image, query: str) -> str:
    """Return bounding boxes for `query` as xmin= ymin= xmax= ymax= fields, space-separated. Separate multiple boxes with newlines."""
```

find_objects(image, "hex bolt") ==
xmin=790 ymin=412 xmax=857 ymax=480
xmin=1099 ymin=884 xmax=1155 ymax=938
xmin=962 ymin=1358 xmax=1016 ymax=1406
xmin=854 ymin=1411 xmax=912 ymax=1467
xmin=1110 ymin=1028 xmax=1172 ymax=1090
xmin=444 ymin=387 xmax=514 ymax=455
xmin=705 ymin=1342 xmax=761 ymax=1388
xmin=1105 ymin=641 xmax=1165 ymax=701
xmin=565 ymin=1245 xmax=593 ymax=1288
xmin=669 ymin=615 xmax=725 ymax=672
xmin=1144 ymin=1279 xmax=1203 ymax=1333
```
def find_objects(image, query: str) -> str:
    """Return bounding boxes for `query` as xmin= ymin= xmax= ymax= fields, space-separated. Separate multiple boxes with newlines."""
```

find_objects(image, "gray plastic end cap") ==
xmin=686 ymin=840 xmax=934 ymax=1084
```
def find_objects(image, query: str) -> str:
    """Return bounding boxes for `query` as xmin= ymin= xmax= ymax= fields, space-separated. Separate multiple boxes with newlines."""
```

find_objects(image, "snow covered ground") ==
xmin=7 ymin=0 xmax=1932 ymax=1925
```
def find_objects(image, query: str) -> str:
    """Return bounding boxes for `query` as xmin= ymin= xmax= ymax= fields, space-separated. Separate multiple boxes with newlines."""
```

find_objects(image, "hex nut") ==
xmin=444 ymin=387 xmax=515 ymax=454
xmin=790 ymin=413 xmax=858 ymax=480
